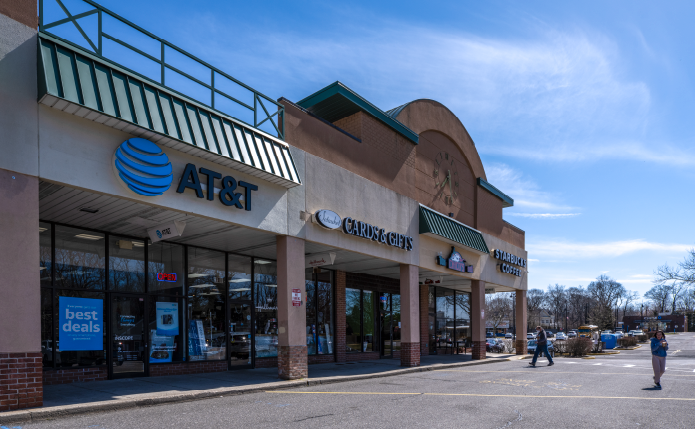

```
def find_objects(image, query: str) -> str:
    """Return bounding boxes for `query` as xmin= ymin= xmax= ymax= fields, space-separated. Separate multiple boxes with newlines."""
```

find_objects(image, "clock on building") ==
xmin=433 ymin=151 xmax=459 ymax=205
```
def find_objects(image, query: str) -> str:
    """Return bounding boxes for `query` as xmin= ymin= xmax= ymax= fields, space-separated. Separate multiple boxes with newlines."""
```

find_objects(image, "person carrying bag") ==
xmin=651 ymin=330 xmax=669 ymax=389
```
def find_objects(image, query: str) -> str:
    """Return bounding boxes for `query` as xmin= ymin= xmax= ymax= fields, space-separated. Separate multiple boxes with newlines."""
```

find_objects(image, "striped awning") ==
xmin=37 ymin=35 xmax=301 ymax=188
xmin=419 ymin=205 xmax=489 ymax=254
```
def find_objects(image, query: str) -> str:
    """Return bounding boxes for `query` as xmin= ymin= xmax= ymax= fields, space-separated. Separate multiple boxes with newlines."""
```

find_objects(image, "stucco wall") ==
xmin=37 ymin=105 xmax=290 ymax=234
xmin=0 ymin=12 xmax=38 ymax=177
xmin=303 ymin=153 xmax=419 ymax=266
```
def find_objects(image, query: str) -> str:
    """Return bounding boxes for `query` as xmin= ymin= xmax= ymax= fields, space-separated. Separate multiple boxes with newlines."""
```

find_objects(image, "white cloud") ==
xmin=528 ymin=239 xmax=691 ymax=258
xmin=486 ymin=163 xmax=573 ymax=212
xmin=507 ymin=213 xmax=581 ymax=219
xmin=528 ymin=259 xmax=540 ymax=262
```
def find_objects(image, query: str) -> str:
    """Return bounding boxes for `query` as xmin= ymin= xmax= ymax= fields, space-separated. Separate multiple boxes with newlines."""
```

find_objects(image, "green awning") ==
xmin=37 ymin=35 xmax=301 ymax=188
xmin=419 ymin=205 xmax=490 ymax=254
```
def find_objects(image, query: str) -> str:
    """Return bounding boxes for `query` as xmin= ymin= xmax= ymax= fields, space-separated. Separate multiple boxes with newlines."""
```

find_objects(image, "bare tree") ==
xmin=485 ymin=293 xmax=512 ymax=332
xmin=587 ymin=274 xmax=625 ymax=329
xmin=654 ymin=249 xmax=695 ymax=285
xmin=645 ymin=284 xmax=671 ymax=313
xmin=526 ymin=289 xmax=546 ymax=329
xmin=546 ymin=284 xmax=567 ymax=330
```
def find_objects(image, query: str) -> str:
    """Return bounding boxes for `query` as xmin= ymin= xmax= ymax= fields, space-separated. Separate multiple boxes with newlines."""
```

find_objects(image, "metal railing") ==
xmin=39 ymin=0 xmax=285 ymax=140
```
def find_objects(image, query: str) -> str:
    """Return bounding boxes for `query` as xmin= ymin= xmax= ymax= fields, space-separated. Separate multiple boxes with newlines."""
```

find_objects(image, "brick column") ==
xmin=0 ymin=170 xmax=42 ymax=411
xmin=471 ymin=280 xmax=486 ymax=360
xmin=515 ymin=290 xmax=528 ymax=355
xmin=335 ymin=271 xmax=346 ymax=363
xmin=419 ymin=284 xmax=429 ymax=357
xmin=399 ymin=264 xmax=420 ymax=367
xmin=276 ymin=236 xmax=307 ymax=379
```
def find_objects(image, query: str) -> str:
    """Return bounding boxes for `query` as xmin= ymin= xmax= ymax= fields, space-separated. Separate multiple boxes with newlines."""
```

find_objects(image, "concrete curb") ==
xmin=0 ymin=355 xmax=526 ymax=424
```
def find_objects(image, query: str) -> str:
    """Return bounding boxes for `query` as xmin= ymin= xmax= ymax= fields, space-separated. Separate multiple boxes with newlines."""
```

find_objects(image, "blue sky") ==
xmin=46 ymin=0 xmax=695 ymax=299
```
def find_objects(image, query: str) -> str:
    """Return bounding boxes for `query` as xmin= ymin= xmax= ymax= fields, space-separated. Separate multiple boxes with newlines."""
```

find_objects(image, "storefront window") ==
xmin=345 ymin=288 xmax=361 ymax=352
xmin=228 ymin=254 xmax=252 ymax=301
xmin=148 ymin=241 xmax=185 ymax=295
xmin=392 ymin=294 xmax=401 ymax=352
xmin=40 ymin=222 xmax=52 ymax=287
xmin=435 ymin=288 xmax=454 ymax=353
xmin=186 ymin=247 xmax=226 ymax=361
xmin=41 ymin=288 xmax=53 ymax=367
xmin=363 ymin=291 xmax=374 ymax=351
xmin=316 ymin=269 xmax=334 ymax=355
xmin=108 ymin=236 xmax=145 ymax=293
xmin=55 ymin=226 xmax=105 ymax=290
xmin=54 ymin=290 xmax=106 ymax=368
xmin=455 ymin=292 xmax=471 ymax=349
xmin=148 ymin=296 xmax=184 ymax=363
xmin=254 ymin=259 xmax=278 ymax=358
xmin=305 ymin=269 xmax=317 ymax=355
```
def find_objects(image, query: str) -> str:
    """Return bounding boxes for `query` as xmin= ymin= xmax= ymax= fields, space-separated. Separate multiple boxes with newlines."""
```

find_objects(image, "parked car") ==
xmin=486 ymin=338 xmax=504 ymax=353
xmin=505 ymin=333 xmax=513 ymax=339
xmin=486 ymin=332 xmax=494 ymax=338
xmin=628 ymin=330 xmax=643 ymax=337
xmin=555 ymin=332 xmax=568 ymax=341
xmin=567 ymin=331 xmax=577 ymax=338
xmin=602 ymin=330 xmax=613 ymax=335
xmin=527 ymin=333 xmax=536 ymax=340
xmin=527 ymin=340 xmax=555 ymax=354
xmin=546 ymin=331 xmax=554 ymax=338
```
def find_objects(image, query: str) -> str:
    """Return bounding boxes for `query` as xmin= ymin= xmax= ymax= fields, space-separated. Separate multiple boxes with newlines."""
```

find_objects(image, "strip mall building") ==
xmin=0 ymin=0 xmax=529 ymax=411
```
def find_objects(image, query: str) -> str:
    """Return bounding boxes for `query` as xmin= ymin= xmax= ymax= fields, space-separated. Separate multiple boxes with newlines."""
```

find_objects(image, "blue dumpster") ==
xmin=601 ymin=334 xmax=617 ymax=349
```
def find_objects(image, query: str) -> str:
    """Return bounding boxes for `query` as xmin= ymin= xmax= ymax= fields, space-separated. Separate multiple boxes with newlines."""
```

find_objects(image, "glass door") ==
xmin=111 ymin=295 xmax=147 ymax=378
xmin=380 ymin=293 xmax=392 ymax=358
xmin=229 ymin=302 xmax=253 ymax=368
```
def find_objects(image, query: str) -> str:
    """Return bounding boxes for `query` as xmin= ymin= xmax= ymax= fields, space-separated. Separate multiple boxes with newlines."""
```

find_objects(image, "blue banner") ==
xmin=59 ymin=297 xmax=103 ymax=351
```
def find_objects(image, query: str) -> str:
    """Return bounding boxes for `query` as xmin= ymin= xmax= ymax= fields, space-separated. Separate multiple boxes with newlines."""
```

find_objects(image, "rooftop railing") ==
xmin=39 ymin=0 xmax=285 ymax=140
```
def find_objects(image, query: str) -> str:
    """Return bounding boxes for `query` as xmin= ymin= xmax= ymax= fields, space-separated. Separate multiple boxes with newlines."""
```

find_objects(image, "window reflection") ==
xmin=108 ymin=236 xmax=145 ymax=293
xmin=148 ymin=241 xmax=184 ymax=295
xmin=40 ymin=222 xmax=52 ymax=287
xmin=54 ymin=226 xmax=105 ymax=290
xmin=254 ymin=259 xmax=278 ymax=358
xmin=228 ymin=254 xmax=252 ymax=301
xmin=187 ymin=247 xmax=226 ymax=361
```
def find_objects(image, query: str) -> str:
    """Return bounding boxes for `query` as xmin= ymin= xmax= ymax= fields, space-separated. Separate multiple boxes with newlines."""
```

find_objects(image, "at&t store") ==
xmin=0 ymin=0 xmax=529 ymax=411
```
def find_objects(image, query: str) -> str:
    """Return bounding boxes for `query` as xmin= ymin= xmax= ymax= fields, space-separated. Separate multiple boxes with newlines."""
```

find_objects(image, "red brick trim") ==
xmin=308 ymin=354 xmax=335 ymax=365
xmin=472 ymin=341 xmax=486 ymax=360
xmin=278 ymin=345 xmax=307 ymax=380
xmin=254 ymin=357 xmax=278 ymax=368
xmin=43 ymin=366 xmax=107 ymax=386
xmin=345 ymin=351 xmax=380 ymax=362
xmin=1 ymin=352 xmax=43 ymax=411
xmin=515 ymin=340 xmax=528 ymax=355
xmin=150 ymin=360 xmax=227 ymax=377
xmin=400 ymin=342 xmax=420 ymax=367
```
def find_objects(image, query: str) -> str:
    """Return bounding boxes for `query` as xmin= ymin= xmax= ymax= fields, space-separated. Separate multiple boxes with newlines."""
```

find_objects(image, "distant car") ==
xmin=486 ymin=338 xmax=504 ymax=353
xmin=527 ymin=340 xmax=555 ymax=354
xmin=546 ymin=331 xmax=554 ymax=338
xmin=628 ymin=330 xmax=643 ymax=337
xmin=486 ymin=332 xmax=494 ymax=338
xmin=602 ymin=330 xmax=613 ymax=335
xmin=505 ymin=333 xmax=513 ymax=339
xmin=527 ymin=333 xmax=536 ymax=340
xmin=555 ymin=332 xmax=568 ymax=341
xmin=613 ymin=332 xmax=624 ymax=339
xmin=567 ymin=331 xmax=577 ymax=338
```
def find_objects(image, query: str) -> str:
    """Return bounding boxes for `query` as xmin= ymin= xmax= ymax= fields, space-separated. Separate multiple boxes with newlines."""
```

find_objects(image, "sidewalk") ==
xmin=1 ymin=353 xmax=521 ymax=425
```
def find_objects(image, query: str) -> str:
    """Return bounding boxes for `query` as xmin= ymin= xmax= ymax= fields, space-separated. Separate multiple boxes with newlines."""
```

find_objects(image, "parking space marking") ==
xmin=435 ymin=370 xmax=695 ymax=377
xmin=265 ymin=390 xmax=695 ymax=401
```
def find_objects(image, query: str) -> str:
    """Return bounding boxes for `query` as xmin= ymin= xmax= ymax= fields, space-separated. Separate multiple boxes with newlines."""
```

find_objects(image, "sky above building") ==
xmin=47 ymin=0 xmax=695 ymax=299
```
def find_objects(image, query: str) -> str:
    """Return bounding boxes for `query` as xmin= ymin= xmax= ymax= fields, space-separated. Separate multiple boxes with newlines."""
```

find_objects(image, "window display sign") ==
xmin=157 ymin=272 xmax=178 ymax=282
xmin=59 ymin=297 xmax=103 ymax=351
xmin=149 ymin=329 xmax=175 ymax=363
xmin=187 ymin=320 xmax=207 ymax=360
xmin=156 ymin=302 xmax=179 ymax=336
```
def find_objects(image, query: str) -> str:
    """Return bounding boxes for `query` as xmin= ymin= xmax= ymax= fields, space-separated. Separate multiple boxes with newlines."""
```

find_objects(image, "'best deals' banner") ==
xmin=59 ymin=297 xmax=103 ymax=351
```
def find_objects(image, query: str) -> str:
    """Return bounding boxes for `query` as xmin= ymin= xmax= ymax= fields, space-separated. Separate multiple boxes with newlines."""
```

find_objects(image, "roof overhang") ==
xmin=296 ymin=81 xmax=419 ymax=144
xmin=477 ymin=178 xmax=513 ymax=208
xmin=418 ymin=204 xmax=490 ymax=255
xmin=37 ymin=34 xmax=301 ymax=189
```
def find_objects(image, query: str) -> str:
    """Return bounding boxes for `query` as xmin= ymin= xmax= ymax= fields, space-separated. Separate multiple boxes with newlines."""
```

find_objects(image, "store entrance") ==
xmin=229 ymin=302 xmax=253 ymax=368
xmin=111 ymin=294 xmax=148 ymax=378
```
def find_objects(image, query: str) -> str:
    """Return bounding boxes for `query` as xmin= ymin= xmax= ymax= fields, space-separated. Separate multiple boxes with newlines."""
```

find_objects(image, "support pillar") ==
xmin=0 ymin=170 xmax=42 ymax=411
xmin=419 ymin=284 xmax=429 ymax=357
xmin=515 ymin=290 xmax=528 ymax=355
xmin=335 ymin=271 xmax=347 ymax=363
xmin=471 ymin=280 xmax=486 ymax=360
xmin=399 ymin=264 xmax=420 ymax=367
xmin=276 ymin=236 xmax=307 ymax=379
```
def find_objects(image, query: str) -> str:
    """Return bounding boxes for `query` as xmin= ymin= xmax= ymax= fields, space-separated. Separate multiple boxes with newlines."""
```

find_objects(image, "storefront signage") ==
xmin=342 ymin=217 xmax=414 ymax=251
xmin=493 ymin=249 xmax=526 ymax=277
xmin=115 ymin=335 xmax=134 ymax=341
xmin=148 ymin=220 xmax=186 ymax=243
xmin=315 ymin=210 xmax=341 ymax=230
xmin=305 ymin=252 xmax=337 ymax=268
xmin=119 ymin=315 xmax=136 ymax=327
xmin=292 ymin=289 xmax=302 ymax=306
xmin=485 ymin=287 xmax=496 ymax=294
xmin=156 ymin=302 xmax=179 ymax=336
xmin=436 ymin=247 xmax=474 ymax=273
xmin=177 ymin=163 xmax=258 ymax=211
xmin=157 ymin=273 xmax=178 ymax=282
xmin=113 ymin=138 xmax=173 ymax=196
xmin=59 ymin=297 xmax=103 ymax=351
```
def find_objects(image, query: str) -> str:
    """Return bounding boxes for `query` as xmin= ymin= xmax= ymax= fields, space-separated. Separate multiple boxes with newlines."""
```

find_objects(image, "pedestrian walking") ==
xmin=651 ymin=330 xmax=669 ymax=389
xmin=529 ymin=326 xmax=554 ymax=367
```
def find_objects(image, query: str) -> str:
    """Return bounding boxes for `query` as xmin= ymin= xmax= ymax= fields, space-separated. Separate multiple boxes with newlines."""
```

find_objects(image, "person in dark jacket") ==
xmin=529 ymin=326 xmax=554 ymax=367
xmin=650 ymin=330 xmax=669 ymax=389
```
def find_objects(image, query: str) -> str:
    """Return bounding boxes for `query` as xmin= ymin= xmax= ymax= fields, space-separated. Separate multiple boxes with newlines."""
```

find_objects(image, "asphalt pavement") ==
xmin=18 ymin=333 xmax=695 ymax=428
